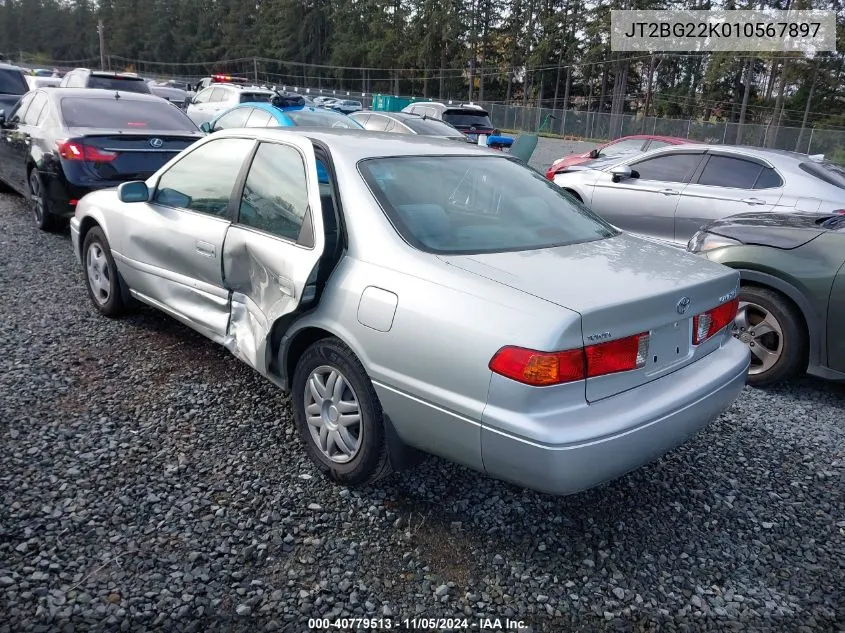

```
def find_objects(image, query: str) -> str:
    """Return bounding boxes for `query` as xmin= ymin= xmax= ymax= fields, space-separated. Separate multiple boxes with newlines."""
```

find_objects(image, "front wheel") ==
xmin=733 ymin=286 xmax=807 ymax=387
xmin=291 ymin=338 xmax=394 ymax=486
xmin=82 ymin=227 xmax=127 ymax=317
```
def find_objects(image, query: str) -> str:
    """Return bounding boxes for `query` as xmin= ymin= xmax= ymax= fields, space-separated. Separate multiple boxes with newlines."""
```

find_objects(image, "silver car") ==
xmin=554 ymin=145 xmax=845 ymax=246
xmin=69 ymin=129 xmax=749 ymax=495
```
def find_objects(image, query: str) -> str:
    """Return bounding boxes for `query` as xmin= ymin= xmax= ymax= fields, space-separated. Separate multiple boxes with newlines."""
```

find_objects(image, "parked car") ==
xmin=148 ymin=82 xmax=190 ymax=109
xmin=186 ymin=84 xmax=276 ymax=126
xmin=553 ymin=146 xmax=845 ymax=247
xmin=402 ymin=102 xmax=496 ymax=142
xmin=60 ymin=68 xmax=151 ymax=94
xmin=350 ymin=111 xmax=466 ymax=141
xmin=313 ymin=96 xmax=338 ymax=106
xmin=193 ymin=74 xmax=249 ymax=93
xmin=688 ymin=212 xmax=845 ymax=386
xmin=0 ymin=88 xmax=202 ymax=231
xmin=330 ymin=99 xmax=363 ymax=114
xmin=545 ymin=135 xmax=693 ymax=180
xmin=69 ymin=128 xmax=749 ymax=495
xmin=201 ymin=103 xmax=363 ymax=134
xmin=0 ymin=63 xmax=28 ymax=114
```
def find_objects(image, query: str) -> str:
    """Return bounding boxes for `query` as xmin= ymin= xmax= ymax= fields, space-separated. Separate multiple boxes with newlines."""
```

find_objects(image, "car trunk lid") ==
xmin=441 ymin=233 xmax=740 ymax=401
xmin=61 ymin=130 xmax=200 ymax=181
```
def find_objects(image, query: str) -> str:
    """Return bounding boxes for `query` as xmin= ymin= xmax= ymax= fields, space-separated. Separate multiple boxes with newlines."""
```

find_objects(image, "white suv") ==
xmin=186 ymin=84 xmax=276 ymax=126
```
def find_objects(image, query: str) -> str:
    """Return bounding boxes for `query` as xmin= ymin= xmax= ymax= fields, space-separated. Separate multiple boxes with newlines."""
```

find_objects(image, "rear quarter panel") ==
xmin=826 ymin=249 xmax=845 ymax=373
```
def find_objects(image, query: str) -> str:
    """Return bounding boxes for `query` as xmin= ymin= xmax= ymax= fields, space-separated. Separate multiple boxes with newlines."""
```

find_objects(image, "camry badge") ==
xmin=149 ymin=138 xmax=164 ymax=148
xmin=676 ymin=297 xmax=691 ymax=314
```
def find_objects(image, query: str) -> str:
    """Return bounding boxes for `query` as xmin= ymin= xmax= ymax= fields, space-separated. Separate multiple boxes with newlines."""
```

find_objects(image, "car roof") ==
xmin=0 ymin=62 xmax=25 ymax=72
xmin=211 ymin=127 xmax=495 ymax=160
xmin=609 ymin=134 xmax=691 ymax=144
xmin=45 ymin=88 xmax=170 ymax=102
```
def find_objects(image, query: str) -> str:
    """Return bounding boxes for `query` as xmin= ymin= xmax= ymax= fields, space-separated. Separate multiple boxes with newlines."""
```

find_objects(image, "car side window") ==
xmin=631 ymin=153 xmax=703 ymax=183
xmin=193 ymin=88 xmax=213 ymax=104
xmin=214 ymin=107 xmax=251 ymax=131
xmin=208 ymin=88 xmax=225 ymax=103
xmin=238 ymin=142 xmax=310 ymax=242
xmin=7 ymin=93 xmax=34 ymax=124
xmin=645 ymin=140 xmax=673 ymax=150
xmin=754 ymin=167 xmax=783 ymax=189
xmin=603 ymin=138 xmax=646 ymax=156
xmin=391 ymin=121 xmax=411 ymax=134
xmin=365 ymin=114 xmax=389 ymax=132
xmin=354 ymin=113 xmax=370 ymax=126
xmin=245 ymin=109 xmax=274 ymax=127
xmin=69 ymin=72 xmax=86 ymax=88
xmin=696 ymin=155 xmax=763 ymax=189
xmin=22 ymin=92 xmax=47 ymax=126
xmin=153 ymin=138 xmax=255 ymax=218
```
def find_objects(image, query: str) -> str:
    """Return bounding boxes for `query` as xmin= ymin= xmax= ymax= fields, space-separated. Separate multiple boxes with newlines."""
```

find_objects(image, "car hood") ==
xmin=703 ymin=212 xmax=832 ymax=249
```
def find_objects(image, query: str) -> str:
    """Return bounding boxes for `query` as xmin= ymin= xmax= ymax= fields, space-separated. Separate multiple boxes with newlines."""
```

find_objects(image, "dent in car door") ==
xmin=827 ymin=259 xmax=845 ymax=373
xmin=118 ymin=137 xmax=256 ymax=342
xmin=222 ymin=138 xmax=325 ymax=373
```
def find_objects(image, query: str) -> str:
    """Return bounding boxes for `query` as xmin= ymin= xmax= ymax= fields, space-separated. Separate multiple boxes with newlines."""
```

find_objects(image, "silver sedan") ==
xmin=70 ymin=129 xmax=749 ymax=495
xmin=554 ymin=145 xmax=845 ymax=247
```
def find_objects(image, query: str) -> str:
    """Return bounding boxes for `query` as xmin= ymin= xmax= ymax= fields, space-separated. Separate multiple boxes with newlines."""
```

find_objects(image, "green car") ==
xmin=688 ymin=212 xmax=845 ymax=386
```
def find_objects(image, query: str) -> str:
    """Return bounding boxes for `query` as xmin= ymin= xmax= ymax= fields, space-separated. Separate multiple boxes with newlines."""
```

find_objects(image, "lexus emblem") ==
xmin=149 ymin=138 xmax=164 ymax=149
xmin=676 ymin=297 xmax=691 ymax=314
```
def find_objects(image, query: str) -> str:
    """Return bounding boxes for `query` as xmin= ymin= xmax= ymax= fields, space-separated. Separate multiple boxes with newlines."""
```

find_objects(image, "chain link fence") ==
xmin=482 ymin=103 xmax=845 ymax=162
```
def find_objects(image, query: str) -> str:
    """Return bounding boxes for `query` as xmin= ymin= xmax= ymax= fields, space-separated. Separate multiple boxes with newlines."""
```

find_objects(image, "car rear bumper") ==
xmin=481 ymin=337 xmax=750 ymax=495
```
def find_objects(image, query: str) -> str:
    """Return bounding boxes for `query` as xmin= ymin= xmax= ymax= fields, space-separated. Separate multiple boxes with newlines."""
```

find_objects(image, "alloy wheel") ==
xmin=303 ymin=365 xmax=362 ymax=464
xmin=733 ymin=300 xmax=784 ymax=375
xmin=29 ymin=172 xmax=45 ymax=225
xmin=86 ymin=242 xmax=111 ymax=305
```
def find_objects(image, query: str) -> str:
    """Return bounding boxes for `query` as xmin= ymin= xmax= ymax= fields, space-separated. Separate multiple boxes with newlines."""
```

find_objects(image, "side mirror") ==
xmin=200 ymin=121 xmax=211 ymax=133
xmin=589 ymin=148 xmax=600 ymax=159
xmin=118 ymin=181 xmax=149 ymax=203
xmin=609 ymin=165 xmax=633 ymax=182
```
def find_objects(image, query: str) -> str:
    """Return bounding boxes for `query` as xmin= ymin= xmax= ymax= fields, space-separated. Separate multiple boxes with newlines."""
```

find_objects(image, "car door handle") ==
xmin=742 ymin=197 xmax=766 ymax=205
xmin=195 ymin=241 xmax=216 ymax=257
xmin=660 ymin=188 xmax=680 ymax=195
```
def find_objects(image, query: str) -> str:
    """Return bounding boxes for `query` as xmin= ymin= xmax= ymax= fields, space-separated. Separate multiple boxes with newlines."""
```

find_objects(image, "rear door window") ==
xmin=60 ymin=97 xmax=199 ymax=132
xmin=753 ymin=167 xmax=783 ymax=189
xmin=364 ymin=114 xmax=389 ymax=131
xmin=631 ymin=153 xmax=704 ymax=183
xmin=696 ymin=155 xmax=763 ymax=189
xmin=245 ymin=109 xmax=274 ymax=127
xmin=22 ymin=92 xmax=47 ymax=126
xmin=214 ymin=107 xmax=251 ymax=130
xmin=208 ymin=88 xmax=226 ymax=102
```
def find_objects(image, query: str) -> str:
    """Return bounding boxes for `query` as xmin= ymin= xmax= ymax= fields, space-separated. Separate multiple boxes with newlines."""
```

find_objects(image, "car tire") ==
xmin=291 ymin=337 xmax=394 ymax=486
xmin=734 ymin=285 xmax=807 ymax=387
xmin=82 ymin=227 xmax=127 ymax=317
xmin=29 ymin=169 xmax=61 ymax=232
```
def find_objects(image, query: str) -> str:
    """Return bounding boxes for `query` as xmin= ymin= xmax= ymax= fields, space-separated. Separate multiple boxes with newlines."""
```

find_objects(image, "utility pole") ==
xmin=97 ymin=20 xmax=106 ymax=71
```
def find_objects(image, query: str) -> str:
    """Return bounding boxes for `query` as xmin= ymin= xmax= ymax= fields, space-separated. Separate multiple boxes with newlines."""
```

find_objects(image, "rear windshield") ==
xmin=0 ymin=68 xmax=29 ymax=95
xmin=60 ymin=97 xmax=199 ymax=132
xmin=239 ymin=92 xmax=273 ymax=103
xmin=283 ymin=109 xmax=363 ymax=129
xmin=403 ymin=117 xmax=464 ymax=137
xmin=799 ymin=160 xmax=845 ymax=190
xmin=442 ymin=109 xmax=493 ymax=128
xmin=88 ymin=75 xmax=151 ymax=93
xmin=359 ymin=155 xmax=617 ymax=254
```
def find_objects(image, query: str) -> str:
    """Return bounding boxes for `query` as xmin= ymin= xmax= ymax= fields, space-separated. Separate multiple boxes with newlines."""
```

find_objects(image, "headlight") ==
xmin=687 ymin=231 xmax=742 ymax=253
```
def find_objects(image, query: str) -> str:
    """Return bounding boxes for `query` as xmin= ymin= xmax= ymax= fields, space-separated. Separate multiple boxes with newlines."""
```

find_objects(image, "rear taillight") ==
xmin=834 ymin=209 xmax=845 ymax=215
xmin=693 ymin=298 xmax=739 ymax=345
xmin=489 ymin=332 xmax=650 ymax=386
xmin=56 ymin=140 xmax=118 ymax=162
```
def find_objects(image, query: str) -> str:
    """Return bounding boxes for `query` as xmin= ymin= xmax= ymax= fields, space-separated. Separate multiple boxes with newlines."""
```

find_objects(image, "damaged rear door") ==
xmin=222 ymin=137 xmax=326 ymax=373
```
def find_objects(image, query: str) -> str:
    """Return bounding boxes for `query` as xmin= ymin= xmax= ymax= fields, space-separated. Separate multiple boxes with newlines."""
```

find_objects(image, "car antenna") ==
xmin=114 ymin=91 xmax=121 ymax=100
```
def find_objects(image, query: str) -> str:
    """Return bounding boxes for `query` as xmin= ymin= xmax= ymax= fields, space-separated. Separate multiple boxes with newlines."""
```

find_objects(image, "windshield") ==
xmin=403 ymin=117 xmax=464 ymax=137
xmin=359 ymin=155 xmax=617 ymax=254
xmin=0 ymin=68 xmax=28 ymax=95
xmin=88 ymin=76 xmax=151 ymax=93
xmin=283 ymin=109 xmax=363 ymax=129
xmin=442 ymin=110 xmax=493 ymax=128
xmin=799 ymin=160 xmax=845 ymax=190
xmin=61 ymin=97 xmax=199 ymax=132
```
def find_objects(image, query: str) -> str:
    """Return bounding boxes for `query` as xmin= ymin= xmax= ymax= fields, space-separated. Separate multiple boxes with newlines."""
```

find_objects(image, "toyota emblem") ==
xmin=676 ymin=297 xmax=691 ymax=314
xmin=149 ymin=138 xmax=164 ymax=149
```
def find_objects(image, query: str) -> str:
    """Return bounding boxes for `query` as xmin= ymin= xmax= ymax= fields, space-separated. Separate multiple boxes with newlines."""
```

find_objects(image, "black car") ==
xmin=60 ymin=68 xmax=151 ymax=94
xmin=0 ymin=88 xmax=203 ymax=231
xmin=0 ymin=63 xmax=29 ymax=115
xmin=400 ymin=101 xmax=497 ymax=142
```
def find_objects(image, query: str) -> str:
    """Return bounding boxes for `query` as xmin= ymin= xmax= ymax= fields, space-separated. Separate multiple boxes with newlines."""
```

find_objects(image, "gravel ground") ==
xmin=0 ymin=191 xmax=843 ymax=633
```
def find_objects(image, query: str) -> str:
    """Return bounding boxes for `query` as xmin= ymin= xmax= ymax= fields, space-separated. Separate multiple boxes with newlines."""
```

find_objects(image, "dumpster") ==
xmin=371 ymin=94 xmax=427 ymax=112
